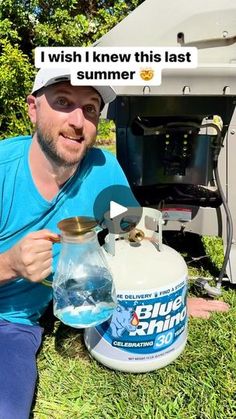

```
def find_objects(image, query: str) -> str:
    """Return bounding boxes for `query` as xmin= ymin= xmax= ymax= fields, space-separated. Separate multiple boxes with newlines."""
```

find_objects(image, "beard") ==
xmin=36 ymin=126 xmax=92 ymax=168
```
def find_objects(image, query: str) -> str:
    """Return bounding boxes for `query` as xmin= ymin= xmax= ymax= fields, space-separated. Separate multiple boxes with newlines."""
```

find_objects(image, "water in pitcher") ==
xmin=54 ymin=267 xmax=116 ymax=328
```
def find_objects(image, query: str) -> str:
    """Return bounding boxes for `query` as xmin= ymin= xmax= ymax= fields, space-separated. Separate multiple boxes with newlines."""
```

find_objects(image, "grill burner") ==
xmin=134 ymin=184 xmax=222 ymax=208
xmin=133 ymin=118 xmax=201 ymax=177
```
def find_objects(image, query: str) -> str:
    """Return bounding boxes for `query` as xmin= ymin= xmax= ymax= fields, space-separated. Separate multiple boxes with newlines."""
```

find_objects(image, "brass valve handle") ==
xmin=128 ymin=228 xmax=158 ymax=245
xmin=128 ymin=228 xmax=145 ymax=242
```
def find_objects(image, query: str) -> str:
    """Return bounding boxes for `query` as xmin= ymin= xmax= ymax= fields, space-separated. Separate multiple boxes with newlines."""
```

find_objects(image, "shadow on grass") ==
xmin=163 ymin=230 xmax=236 ymax=297
xmin=31 ymin=305 xmax=90 ymax=417
xmin=39 ymin=301 xmax=90 ymax=361
xmin=54 ymin=322 xmax=90 ymax=360
xmin=163 ymin=230 xmax=221 ymax=277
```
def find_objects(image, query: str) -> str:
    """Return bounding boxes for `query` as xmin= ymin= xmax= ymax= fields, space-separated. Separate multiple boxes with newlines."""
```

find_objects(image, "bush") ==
xmin=0 ymin=41 xmax=34 ymax=139
xmin=97 ymin=119 xmax=115 ymax=144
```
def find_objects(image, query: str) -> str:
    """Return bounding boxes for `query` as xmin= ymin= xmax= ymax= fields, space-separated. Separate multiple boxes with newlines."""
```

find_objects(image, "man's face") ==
xmin=27 ymin=82 xmax=101 ymax=167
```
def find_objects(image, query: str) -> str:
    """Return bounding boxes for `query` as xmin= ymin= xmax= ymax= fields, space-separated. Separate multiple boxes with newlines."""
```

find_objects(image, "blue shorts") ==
xmin=0 ymin=320 xmax=43 ymax=419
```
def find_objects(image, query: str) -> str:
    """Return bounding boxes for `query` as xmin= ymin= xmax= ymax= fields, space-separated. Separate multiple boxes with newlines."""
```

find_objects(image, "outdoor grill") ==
xmin=96 ymin=0 xmax=236 ymax=286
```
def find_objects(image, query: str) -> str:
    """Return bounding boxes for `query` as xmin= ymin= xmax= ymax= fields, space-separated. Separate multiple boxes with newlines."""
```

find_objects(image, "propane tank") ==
xmin=84 ymin=208 xmax=188 ymax=373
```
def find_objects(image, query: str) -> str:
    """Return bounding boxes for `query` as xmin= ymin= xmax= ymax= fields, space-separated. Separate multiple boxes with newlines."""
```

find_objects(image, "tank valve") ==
xmin=128 ymin=228 xmax=145 ymax=242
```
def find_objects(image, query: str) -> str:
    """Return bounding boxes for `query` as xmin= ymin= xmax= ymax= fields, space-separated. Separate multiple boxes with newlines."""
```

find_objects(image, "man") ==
xmin=0 ymin=68 xmax=229 ymax=419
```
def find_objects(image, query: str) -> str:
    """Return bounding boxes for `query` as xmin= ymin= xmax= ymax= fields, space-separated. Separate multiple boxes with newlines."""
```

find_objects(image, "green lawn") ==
xmin=33 ymin=239 xmax=236 ymax=419
xmin=33 ymin=144 xmax=236 ymax=419
xmin=34 ymin=291 xmax=236 ymax=419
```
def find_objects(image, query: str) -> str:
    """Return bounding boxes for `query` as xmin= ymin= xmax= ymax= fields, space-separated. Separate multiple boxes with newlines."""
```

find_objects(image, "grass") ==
xmin=33 ymin=235 xmax=236 ymax=419
xmin=33 ymin=143 xmax=236 ymax=419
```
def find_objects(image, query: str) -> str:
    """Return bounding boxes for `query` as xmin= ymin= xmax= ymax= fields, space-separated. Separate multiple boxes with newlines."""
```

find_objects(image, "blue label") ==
xmin=96 ymin=280 xmax=188 ymax=355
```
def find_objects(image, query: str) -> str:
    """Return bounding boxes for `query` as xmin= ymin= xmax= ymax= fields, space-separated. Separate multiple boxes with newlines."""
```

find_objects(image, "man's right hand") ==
xmin=3 ymin=229 xmax=60 ymax=283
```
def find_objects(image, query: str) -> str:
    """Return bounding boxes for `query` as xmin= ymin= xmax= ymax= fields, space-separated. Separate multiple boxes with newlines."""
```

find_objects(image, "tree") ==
xmin=0 ymin=0 xmax=144 ymax=138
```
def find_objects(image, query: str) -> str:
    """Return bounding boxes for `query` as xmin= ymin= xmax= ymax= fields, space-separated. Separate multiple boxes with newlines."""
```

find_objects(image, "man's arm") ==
xmin=0 ymin=229 xmax=60 ymax=285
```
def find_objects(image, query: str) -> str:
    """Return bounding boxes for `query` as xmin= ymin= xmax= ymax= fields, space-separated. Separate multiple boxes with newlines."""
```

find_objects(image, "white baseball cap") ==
xmin=31 ymin=68 xmax=116 ymax=104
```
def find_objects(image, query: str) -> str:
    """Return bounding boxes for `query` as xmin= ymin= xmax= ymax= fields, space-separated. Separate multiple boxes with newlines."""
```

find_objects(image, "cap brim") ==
xmin=31 ymin=68 xmax=116 ymax=104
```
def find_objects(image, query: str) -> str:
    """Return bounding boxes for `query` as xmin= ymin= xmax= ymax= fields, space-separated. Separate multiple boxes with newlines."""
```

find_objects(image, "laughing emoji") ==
xmin=139 ymin=67 xmax=154 ymax=81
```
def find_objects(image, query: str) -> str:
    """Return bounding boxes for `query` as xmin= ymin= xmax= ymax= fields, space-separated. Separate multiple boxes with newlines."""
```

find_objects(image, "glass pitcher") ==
xmin=53 ymin=217 xmax=117 ymax=328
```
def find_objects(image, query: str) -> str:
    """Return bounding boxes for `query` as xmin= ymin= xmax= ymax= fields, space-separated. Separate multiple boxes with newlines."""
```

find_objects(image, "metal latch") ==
xmin=178 ymin=33 xmax=236 ymax=49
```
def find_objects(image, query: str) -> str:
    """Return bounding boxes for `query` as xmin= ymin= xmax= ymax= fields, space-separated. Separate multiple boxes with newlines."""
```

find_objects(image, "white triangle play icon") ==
xmin=110 ymin=201 xmax=128 ymax=218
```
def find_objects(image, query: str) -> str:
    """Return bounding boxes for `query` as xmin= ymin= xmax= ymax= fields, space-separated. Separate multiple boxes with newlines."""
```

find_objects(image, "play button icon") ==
xmin=110 ymin=201 xmax=128 ymax=219
xmin=93 ymin=185 xmax=143 ymax=235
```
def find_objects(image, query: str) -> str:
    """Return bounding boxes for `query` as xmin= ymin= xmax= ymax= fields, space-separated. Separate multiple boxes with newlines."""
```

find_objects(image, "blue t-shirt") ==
xmin=0 ymin=136 xmax=138 ymax=325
